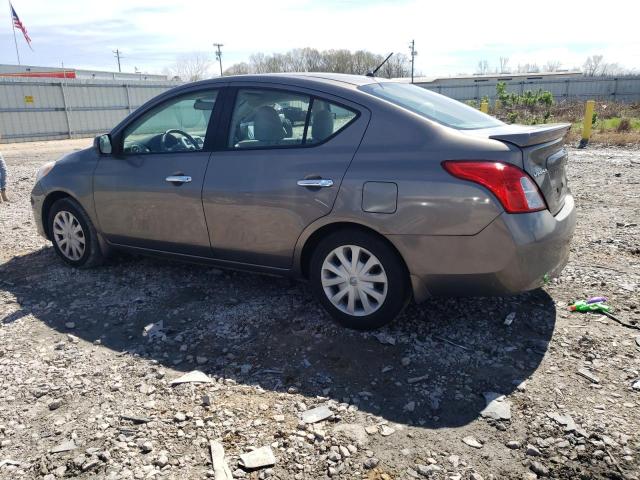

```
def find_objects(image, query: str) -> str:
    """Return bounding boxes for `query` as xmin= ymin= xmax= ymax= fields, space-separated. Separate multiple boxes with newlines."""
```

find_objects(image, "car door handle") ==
xmin=165 ymin=175 xmax=192 ymax=184
xmin=297 ymin=179 xmax=334 ymax=188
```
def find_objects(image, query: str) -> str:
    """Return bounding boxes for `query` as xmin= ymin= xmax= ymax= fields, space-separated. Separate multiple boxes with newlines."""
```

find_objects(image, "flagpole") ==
xmin=8 ymin=1 xmax=20 ymax=64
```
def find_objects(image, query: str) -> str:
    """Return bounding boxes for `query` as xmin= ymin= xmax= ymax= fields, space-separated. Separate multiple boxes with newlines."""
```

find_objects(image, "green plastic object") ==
xmin=569 ymin=300 xmax=611 ymax=313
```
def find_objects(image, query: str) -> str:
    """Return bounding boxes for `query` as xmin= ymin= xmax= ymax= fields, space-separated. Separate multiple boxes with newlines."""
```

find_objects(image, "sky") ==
xmin=1 ymin=0 xmax=638 ymax=77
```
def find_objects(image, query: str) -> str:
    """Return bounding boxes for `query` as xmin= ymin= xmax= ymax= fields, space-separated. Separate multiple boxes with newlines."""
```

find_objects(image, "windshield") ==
xmin=360 ymin=82 xmax=504 ymax=130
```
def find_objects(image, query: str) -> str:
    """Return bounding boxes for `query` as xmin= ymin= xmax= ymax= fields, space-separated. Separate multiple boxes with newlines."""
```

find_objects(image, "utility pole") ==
xmin=409 ymin=40 xmax=418 ymax=83
xmin=113 ymin=49 xmax=122 ymax=72
xmin=213 ymin=43 xmax=223 ymax=76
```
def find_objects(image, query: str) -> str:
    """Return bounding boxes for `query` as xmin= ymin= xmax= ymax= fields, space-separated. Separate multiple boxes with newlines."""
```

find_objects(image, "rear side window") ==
xmin=360 ymin=82 xmax=503 ymax=130
xmin=307 ymin=100 xmax=358 ymax=145
xmin=227 ymin=88 xmax=358 ymax=149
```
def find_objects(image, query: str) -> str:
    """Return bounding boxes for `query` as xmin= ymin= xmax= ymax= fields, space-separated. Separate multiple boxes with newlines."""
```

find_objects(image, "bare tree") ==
xmin=499 ymin=57 xmax=510 ymax=74
xmin=476 ymin=60 xmax=490 ymax=75
xmin=167 ymin=53 xmax=213 ymax=81
xmin=583 ymin=55 xmax=604 ymax=76
xmin=224 ymin=62 xmax=251 ymax=75
xmin=516 ymin=63 xmax=540 ymax=73
xmin=543 ymin=60 xmax=562 ymax=72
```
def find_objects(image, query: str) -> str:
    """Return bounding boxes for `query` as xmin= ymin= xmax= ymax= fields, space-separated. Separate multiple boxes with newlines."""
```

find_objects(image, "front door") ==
xmin=202 ymin=87 xmax=369 ymax=268
xmin=94 ymin=89 xmax=220 ymax=256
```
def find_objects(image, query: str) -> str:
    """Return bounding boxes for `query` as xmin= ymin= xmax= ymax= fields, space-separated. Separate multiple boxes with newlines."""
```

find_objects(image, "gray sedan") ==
xmin=31 ymin=73 xmax=576 ymax=330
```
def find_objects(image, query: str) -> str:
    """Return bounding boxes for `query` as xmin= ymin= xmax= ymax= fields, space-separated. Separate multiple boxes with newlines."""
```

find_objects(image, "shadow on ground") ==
xmin=1 ymin=247 xmax=556 ymax=428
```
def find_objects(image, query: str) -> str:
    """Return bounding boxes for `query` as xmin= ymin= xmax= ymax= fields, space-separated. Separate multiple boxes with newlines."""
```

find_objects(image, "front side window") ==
xmin=123 ymin=90 xmax=218 ymax=154
xmin=228 ymin=89 xmax=358 ymax=149
xmin=360 ymin=82 xmax=503 ymax=130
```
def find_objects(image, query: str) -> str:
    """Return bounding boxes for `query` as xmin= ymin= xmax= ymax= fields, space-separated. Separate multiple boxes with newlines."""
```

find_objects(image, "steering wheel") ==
xmin=161 ymin=129 xmax=198 ymax=152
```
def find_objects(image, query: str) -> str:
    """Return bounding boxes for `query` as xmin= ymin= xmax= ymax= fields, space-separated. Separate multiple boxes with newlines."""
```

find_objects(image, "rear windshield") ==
xmin=360 ymin=82 xmax=504 ymax=130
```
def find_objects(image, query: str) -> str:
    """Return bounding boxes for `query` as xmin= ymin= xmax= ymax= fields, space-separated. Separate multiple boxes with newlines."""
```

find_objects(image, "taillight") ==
xmin=442 ymin=161 xmax=547 ymax=213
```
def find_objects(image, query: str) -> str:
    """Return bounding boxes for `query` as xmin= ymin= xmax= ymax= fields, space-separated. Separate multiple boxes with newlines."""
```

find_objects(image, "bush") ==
xmin=616 ymin=118 xmax=631 ymax=132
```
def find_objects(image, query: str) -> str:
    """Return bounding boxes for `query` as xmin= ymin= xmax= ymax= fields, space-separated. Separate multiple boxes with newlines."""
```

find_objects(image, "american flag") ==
xmin=11 ymin=2 xmax=32 ymax=49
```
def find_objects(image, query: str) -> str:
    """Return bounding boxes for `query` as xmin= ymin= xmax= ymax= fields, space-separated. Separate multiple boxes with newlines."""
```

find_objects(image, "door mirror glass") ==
xmin=97 ymin=134 xmax=112 ymax=154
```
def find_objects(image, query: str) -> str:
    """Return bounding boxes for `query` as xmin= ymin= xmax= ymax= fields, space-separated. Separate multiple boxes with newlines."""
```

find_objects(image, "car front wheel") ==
xmin=310 ymin=229 xmax=409 ymax=330
xmin=48 ymin=197 xmax=103 ymax=268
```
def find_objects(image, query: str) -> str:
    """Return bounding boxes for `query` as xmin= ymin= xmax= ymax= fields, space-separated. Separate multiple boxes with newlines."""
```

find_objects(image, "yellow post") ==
xmin=480 ymin=101 xmax=489 ymax=113
xmin=582 ymin=100 xmax=595 ymax=144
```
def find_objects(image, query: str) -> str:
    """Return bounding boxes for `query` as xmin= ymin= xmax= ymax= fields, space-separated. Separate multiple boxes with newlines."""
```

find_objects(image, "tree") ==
xmin=543 ymin=60 xmax=562 ymax=72
xmin=223 ymin=48 xmax=410 ymax=77
xmin=499 ymin=57 xmax=510 ymax=74
xmin=583 ymin=55 xmax=604 ymax=76
xmin=166 ymin=53 xmax=213 ymax=81
xmin=476 ymin=60 xmax=490 ymax=75
xmin=515 ymin=63 xmax=540 ymax=73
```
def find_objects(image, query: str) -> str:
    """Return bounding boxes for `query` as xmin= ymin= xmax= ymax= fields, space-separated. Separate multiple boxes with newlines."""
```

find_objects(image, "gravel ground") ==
xmin=0 ymin=139 xmax=639 ymax=480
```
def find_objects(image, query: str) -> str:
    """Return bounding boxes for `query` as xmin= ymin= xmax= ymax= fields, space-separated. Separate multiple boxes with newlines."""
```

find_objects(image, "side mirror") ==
xmin=95 ymin=134 xmax=112 ymax=154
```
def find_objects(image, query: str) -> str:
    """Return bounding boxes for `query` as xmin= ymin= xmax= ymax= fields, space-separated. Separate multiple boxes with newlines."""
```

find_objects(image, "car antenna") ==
xmin=366 ymin=52 xmax=394 ymax=77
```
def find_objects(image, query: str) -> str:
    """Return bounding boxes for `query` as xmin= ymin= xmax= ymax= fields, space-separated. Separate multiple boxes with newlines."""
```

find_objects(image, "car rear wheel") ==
xmin=48 ymin=198 xmax=103 ymax=268
xmin=310 ymin=229 xmax=409 ymax=330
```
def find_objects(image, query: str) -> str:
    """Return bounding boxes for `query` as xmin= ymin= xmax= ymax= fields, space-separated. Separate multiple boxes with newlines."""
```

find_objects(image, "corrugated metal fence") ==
xmin=1 ymin=75 xmax=639 ymax=143
xmin=0 ymin=77 xmax=177 ymax=143
xmin=419 ymin=75 xmax=640 ymax=103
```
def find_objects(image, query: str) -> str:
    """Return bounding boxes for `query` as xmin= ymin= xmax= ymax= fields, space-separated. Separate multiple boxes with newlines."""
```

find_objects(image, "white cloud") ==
xmin=1 ymin=0 xmax=636 ymax=75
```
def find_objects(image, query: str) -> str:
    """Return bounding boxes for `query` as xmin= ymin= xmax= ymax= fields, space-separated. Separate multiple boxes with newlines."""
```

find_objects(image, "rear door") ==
xmin=202 ymin=85 xmax=370 ymax=268
xmin=93 ymin=88 xmax=222 ymax=256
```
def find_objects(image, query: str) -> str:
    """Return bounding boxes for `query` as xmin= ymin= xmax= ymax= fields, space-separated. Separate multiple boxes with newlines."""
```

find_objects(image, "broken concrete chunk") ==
xmin=577 ymin=368 xmax=600 ymax=384
xmin=50 ymin=440 xmax=77 ymax=454
xmin=238 ymin=446 xmax=276 ymax=470
xmin=504 ymin=312 xmax=516 ymax=326
xmin=210 ymin=440 xmax=233 ymax=480
xmin=300 ymin=404 xmax=332 ymax=424
xmin=480 ymin=392 xmax=511 ymax=421
xmin=170 ymin=370 xmax=213 ymax=386
xmin=142 ymin=320 xmax=165 ymax=341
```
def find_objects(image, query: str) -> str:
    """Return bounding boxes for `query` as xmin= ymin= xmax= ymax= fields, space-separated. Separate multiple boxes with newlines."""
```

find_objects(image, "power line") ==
xmin=213 ymin=43 xmax=223 ymax=76
xmin=113 ymin=49 xmax=123 ymax=73
xmin=409 ymin=40 xmax=418 ymax=83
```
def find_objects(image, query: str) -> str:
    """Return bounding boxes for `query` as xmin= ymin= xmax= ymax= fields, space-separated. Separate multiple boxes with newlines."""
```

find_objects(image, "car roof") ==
xmin=187 ymin=72 xmax=392 ymax=91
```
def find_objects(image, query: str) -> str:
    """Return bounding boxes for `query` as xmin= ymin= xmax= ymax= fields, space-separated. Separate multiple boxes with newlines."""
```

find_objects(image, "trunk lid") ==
xmin=468 ymin=123 xmax=571 ymax=215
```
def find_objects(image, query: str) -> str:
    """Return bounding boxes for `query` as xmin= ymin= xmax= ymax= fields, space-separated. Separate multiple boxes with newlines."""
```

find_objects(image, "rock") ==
xmin=380 ymin=425 xmax=395 ymax=437
xmin=506 ymin=440 xmax=521 ymax=449
xmin=470 ymin=473 xmax=484 ymax=480
xmin=196 ymin=356 xmax=208 ymax=364
xmin=140 ymin=441 xmax=153 ymax=453
xmin=546 ymin=412 xmax=577 ymax=432
xmin=416 ymin=464 xmax=441 ymax=476
xmin=365 ymin=426 xmax=378 ymax=435
xmin=504 ymin=312 xmax=516 ymax=326
xmin=526 ymin=445 xmax=542 ymax=456
xmin=170 ymin=370 xmax=213 ymax=385
xmin=210 ymin=441 xmax=233 ymax=480
xmin=462 ymin=436 xmax=483 ymax=449
xmin=238 ymin=446 xmax=276 ymax=470
xmin=404 ymin=401 xmax=416 ymax=412
xmin=332 ymin=424 xmax=369 ymax=447
xmin=480 ymin=392 xmax=511 ymax=421
xmin=301 ymin=404 xmax=332 ymax=424
xmin=50 ymin=440 xmax=76 ymax=454
xmin=64 ymin=322 xmax=75 ymax=329
xmin=363 ymin=457 xmax=379 ymax=469
xmin=48 ymin=399 xmax=63 ymax=411
xmin=374 ymin=332 xmax=396 ymax=345
xmin=174 ymin=412 xmax=187 ymax=422
xmin=155 ymin=453 xmax=169 ymax=468
xmin=577 ymin=368 xmax=600 ymax=384
xmin=530 ymin=461 xmax=549 ymax=476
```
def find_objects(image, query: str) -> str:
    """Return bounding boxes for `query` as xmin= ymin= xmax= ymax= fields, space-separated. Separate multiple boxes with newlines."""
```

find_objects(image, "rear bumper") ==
xmin=388 ymin=195 xmax=576 ymax=302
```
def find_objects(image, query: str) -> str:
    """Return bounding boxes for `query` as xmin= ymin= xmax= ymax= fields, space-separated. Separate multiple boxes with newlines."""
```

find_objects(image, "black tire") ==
xmin=309 ymin=229 xmax=410 ymax=330
xmin=48 ymin=197 xmax=104 ymax=268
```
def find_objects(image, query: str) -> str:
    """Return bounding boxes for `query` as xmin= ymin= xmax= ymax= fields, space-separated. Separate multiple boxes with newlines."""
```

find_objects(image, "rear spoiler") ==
xmin=489 ymin=123 xmax=571 ymax=147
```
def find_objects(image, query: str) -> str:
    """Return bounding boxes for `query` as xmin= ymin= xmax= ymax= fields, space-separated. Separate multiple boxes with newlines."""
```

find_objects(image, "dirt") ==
xmin=0 ymin=139 xmax=639 ymax=480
